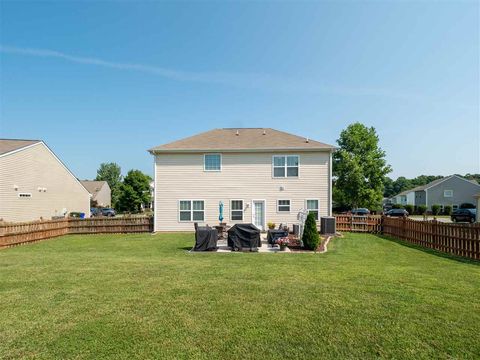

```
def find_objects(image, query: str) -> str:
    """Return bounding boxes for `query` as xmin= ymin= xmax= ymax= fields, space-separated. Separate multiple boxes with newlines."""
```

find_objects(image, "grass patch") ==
xmin=1 ymin=233 xmax=479 ymax=359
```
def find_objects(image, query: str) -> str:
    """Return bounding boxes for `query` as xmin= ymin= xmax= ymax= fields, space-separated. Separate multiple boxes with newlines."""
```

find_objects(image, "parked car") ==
xmin=385 ymin=209 xmax=409 ymax=217
xmin=351 ymin=208 xmax=370 ymax=216
xmin=101 ymin=208 xmax=116 ymax=217
xmin=90 ymin=208 xmax=102 ymax=217
xmin=451 ymin=209 xmax=476 ymax=223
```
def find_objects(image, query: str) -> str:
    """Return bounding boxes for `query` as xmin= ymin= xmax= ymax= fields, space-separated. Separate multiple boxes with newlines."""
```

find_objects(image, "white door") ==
xmin=252 ymin=200 xmax=266 ymax=231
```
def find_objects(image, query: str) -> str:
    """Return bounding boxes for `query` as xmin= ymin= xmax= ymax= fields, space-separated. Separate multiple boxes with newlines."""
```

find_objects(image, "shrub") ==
xmin=416 ymin=205 xmax=427 ymax=215
xmin=392 ymin=204 xmax=404 ymax=209
xmin=443 ymin=205 xmax=452 ymax=215
xmin=404 ymin=204 xmax=414 ymax=215
xmin=302 ymin=212 xmax=320 ymax=251
xmin=431 ymin=204 xmax=441 ymax=215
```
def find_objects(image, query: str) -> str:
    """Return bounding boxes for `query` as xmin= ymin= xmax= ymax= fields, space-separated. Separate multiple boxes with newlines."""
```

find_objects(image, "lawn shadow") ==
xmin=179 ymin=246 xmax=193 ymax=251
xmin=377 ymin=234 xmax=480 ymax=266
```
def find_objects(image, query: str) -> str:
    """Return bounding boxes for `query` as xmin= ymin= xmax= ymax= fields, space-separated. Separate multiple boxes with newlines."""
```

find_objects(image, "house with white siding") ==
xmin=148 ymin=128 xmax=335 ymax=232
xmin=0 ymin=139 xmax=90 ymax=222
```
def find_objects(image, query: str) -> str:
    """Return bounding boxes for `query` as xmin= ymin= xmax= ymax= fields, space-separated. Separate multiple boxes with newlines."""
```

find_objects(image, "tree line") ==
xmin=95 ymin=163 xmax=152 ymax=213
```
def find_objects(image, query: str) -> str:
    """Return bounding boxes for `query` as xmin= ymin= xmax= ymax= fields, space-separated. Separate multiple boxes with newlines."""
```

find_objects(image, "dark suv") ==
xmin=451 ymin=209 xmax=476 ymax=223
xmin=351 ymin=208 xmax=370 ymax=216
xmin=385 ymin=209 xmax=409 ymax=217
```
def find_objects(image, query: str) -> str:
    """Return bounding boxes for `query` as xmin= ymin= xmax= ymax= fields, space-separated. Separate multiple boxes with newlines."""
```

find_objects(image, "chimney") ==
xmin=236 ymin=130 xmax=239 ymax=136
xmin=306 ymin=137 xmax=309 ymax=143
xmin=263 ymin=130 xmax=266 ymax=135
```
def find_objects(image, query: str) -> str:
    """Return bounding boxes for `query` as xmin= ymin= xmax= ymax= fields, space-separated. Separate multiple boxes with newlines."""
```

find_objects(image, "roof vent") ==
xmin=263 ymin=130 xmax=266 ymax=135
xmin=236 ymin=130 xmax=239 ymax=136
xmin=306 ymin=137 xmax=309 ymax=143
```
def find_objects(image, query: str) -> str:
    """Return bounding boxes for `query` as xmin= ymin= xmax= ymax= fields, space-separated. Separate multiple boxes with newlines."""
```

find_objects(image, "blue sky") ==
xmin=0 ymin=1 xmax=478 ymax=180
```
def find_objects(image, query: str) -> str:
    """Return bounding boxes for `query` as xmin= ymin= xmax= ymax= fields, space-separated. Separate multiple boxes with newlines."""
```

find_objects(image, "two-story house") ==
xmin=148 ymin=128 xmax=335 ymax=232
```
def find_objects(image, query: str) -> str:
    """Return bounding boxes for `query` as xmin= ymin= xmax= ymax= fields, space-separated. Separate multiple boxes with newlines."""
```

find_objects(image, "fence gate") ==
xmin=351 ymin=215 xmax=369 ymax=232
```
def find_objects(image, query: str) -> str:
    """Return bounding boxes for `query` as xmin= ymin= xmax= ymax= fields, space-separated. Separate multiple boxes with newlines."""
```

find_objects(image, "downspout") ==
xmin=329 ymin=150 xmax=333 ymax=216
xmin=153 ymin=152 xmax=157 ymax=233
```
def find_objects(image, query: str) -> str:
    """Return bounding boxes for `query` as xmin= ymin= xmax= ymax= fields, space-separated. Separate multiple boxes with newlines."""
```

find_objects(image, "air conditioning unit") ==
xmin=320 ymin=217 xmax=336 ymax=235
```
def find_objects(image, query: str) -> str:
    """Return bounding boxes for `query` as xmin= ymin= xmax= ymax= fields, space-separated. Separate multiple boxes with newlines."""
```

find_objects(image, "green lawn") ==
xmin=1 ymin=233 xmax=479 ymax=359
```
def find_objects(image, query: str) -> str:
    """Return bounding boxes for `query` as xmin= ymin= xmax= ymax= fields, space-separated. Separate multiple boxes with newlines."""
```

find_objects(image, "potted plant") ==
xmin=267 ymin=222 xmax=276 ymax=230
xmin=275 ymin=237 xmax=290 ymax=251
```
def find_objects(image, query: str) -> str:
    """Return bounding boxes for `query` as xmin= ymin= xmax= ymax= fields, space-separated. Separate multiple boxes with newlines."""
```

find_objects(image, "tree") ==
xmin=95 ymin=163 xmax=122 ymax=208
xmin=333 ymin=123 xmax=392 ymax=210
xmin=302 ymin=212 xmax=320 ymax=250
xmin=117 ymin=170 xmax=152 ymax=213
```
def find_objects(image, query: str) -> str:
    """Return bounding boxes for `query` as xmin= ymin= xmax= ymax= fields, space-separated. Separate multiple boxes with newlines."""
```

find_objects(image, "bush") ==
xmin=416 ymin=205 xmax=427 ymax=215
xmin=431 ymin=204 xmax=441 ymax=215
xmin=392 ymin=204 xmax=404 ymax=209
xmin=443 ymin=205 xmax=452 ymax=215
xmin=302 ymin=212 xmax=320 ymax=251
xmin=404 ymin=205 xmax=414 ymax=215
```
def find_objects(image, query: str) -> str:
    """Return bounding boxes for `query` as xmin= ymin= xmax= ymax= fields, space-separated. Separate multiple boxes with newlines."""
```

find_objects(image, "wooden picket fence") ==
xmin=382 ymin=217 xmax=480 ymax=260
xmin=334 ymin=215 xmax=383 ymax=233
xmin=0 ymin=217 xmax=154 ymax=248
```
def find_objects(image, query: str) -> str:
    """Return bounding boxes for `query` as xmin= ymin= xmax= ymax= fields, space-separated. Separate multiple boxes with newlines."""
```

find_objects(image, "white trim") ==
xmin=0 ymin=141 xmax=42 ymax=158
xmin=251 ymin=199 xmax=266 ymax=231
xmin=153 ymin=156 xmax=158 ymax=232
xmin=203 ymin=153 xmax=222 ymax=172
xmin=178 ymin=199 xmax=205 ymax=223
xmin=272 ymin=155 xmax=300 ymax=178
xmin=276 ymin=199 xmax=291 ymax=213
xmin=149 ymin=148 xmax=334 ymax=154
xmin=305 ymin=198 xmax=320 ymax=220
xmin=443 ymin=189 xmax=453 ymax=198
xmin=230 ymin=199 xmax=244 ymax=221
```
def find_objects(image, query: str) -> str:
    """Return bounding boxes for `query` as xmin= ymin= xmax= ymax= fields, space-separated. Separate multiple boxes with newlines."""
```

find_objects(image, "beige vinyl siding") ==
xmin=154 ymin=151 xmax=330 ymax=231
xmin=0 ymin=143 xmax=90 ymax=222
xmin=93 ymin=184 xmax=111 ymax=207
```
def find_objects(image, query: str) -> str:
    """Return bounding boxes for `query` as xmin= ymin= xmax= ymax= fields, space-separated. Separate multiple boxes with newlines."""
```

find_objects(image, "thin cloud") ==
xmin=0 ymin=45 xmax=275 ymax=87
xmin=0 ymin=45 xmax=477 ymax=110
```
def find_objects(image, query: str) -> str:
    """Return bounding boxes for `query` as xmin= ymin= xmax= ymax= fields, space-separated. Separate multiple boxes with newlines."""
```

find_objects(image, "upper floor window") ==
xmin=204 ymin=154 xmax=222 ymax=171
xmin=444 ymin=190 xmax=453 ymax=197
xmin=273 ymin=155 xmax=299 ymax=178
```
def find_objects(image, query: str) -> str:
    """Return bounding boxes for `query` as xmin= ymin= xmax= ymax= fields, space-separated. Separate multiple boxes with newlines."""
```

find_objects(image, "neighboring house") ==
xmin=0 ymin=139 xmax=90 ymax=222
xmin=392 ymin=175 xmax=480 ymax=211
xmin=148 ymin=128 xmax=335 ymax=232
xmin=475 ymin=193 xmax=480 ymax=222
xmin=80 ymin=180 xmax=111 ymax=207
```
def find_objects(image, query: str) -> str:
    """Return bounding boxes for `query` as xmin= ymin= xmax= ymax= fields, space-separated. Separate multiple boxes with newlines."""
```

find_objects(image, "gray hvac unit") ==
xmin=320 ymin=217 xmax=336 ymax=235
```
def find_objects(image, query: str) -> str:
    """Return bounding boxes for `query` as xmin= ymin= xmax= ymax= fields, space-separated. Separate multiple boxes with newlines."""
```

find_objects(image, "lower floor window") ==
xmin=231 ymin=200 xmax=244 ymax=221
xmin=179 ymin=200 xmax=204 ymax=222
xmin=306 ymin=199 xmax=319 ymax=220
xmin=277 ymin=200 xmax=290 ymax=212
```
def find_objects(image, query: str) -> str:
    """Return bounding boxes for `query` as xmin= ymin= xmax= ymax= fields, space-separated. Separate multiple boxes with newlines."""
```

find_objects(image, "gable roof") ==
xmin=148 ymin=128 xmax=335 ymax=153
xmin=80 ymin=180 xmax=109 ymax=196
xmin=0 ymin=139 xmax=41 ymax=156
xmin=393 ymin=175 xmax=480 ymax=197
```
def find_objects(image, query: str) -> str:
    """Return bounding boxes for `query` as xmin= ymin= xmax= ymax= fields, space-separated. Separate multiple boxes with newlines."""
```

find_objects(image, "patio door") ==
xmin=252 ymin=200 xmax=266 ymax=231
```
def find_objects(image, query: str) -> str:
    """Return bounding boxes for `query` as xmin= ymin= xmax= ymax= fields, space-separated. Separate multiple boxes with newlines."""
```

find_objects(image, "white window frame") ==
xmin=178 ymin=200 xmax=205 ymax=222
xmin=230 ymin=199 xmax=244 ymax=221
xmin=204 ymin=154 xmax=222 ymax=172
xmin=305 ymin=199 xmax=319 ymax=220
xmin=277 ymin=199 xmax=291 ymax=213
xmin=444 ymin=190 xmax=453 ymax=198
xmin=272 ymin=155 xmax=299 ymax=178
xmin=18 ymin=193 xmax=32 ymax=198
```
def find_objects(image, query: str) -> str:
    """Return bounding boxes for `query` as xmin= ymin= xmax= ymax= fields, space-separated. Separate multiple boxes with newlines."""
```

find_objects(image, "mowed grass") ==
xmin=1 ymin=233 xmax=479 ymax=359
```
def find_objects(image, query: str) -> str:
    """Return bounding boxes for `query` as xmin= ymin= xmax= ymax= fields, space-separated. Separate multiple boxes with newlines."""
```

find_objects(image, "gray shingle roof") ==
xmin=0 ymin=139 xmax=41 ymax=156
xmin=148 ymin=128 xmax=335 ymax=153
